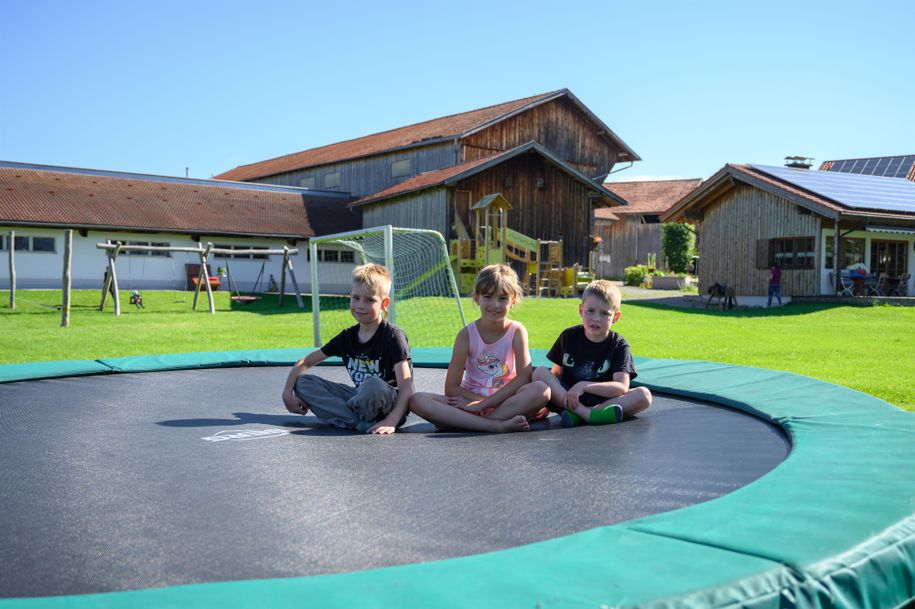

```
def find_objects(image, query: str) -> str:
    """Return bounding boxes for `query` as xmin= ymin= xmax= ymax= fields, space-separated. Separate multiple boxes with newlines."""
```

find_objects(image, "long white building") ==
xmin=0 ymin=162 xmax=362 ymax=295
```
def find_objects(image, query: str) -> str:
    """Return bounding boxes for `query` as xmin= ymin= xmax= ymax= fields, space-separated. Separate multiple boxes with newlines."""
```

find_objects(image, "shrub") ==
xmin=624 ymin=264 xmax=649 ymax=287
xmin=661 ymin=223 xmax=696 ymax=274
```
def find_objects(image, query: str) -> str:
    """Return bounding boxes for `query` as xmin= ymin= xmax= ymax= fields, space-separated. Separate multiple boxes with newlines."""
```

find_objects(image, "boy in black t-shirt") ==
xmin=533 ymin=280 xmax=652 ymax=426
xmin=281 ymin=264 xmax=413 ymax=434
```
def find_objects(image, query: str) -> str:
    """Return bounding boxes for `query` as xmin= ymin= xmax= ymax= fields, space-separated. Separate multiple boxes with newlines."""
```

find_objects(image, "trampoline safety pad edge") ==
xmin=0 ymin=349 xmax=913 ymax=609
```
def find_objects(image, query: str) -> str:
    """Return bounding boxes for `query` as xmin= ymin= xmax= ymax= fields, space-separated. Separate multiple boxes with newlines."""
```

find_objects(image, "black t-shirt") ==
xmin=321 ymin=320 xmax=412 ymax=387
xmin=546 ymin=325 xmax=637 ymax=387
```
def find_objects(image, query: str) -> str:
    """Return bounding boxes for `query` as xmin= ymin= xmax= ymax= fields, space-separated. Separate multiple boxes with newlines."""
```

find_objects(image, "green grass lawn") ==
xmin=2 ymin=289 xmax=913 ymax=411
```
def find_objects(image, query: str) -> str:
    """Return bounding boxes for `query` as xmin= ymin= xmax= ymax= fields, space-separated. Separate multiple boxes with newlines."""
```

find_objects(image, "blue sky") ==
xmin=2 ymin=0 xmax=913 ymax=182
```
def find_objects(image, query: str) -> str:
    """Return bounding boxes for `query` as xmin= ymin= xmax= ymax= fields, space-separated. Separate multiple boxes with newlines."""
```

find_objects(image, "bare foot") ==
xmin=496 ymin=415 xmax=530 ymax=433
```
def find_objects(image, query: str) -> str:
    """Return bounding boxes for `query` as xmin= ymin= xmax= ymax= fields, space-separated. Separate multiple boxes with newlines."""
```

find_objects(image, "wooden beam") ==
xmin=279 ymin=251 xmax=287 ymax=307
xmin=61 ymin=229 xmax=72 ymax=328
xmin=8 ymin=230 xmax=14 ymax=309
xmin=284 ymin=246 xmax=304 ymax=308
xmin=109 ymin=244 xmax=121 ymax=317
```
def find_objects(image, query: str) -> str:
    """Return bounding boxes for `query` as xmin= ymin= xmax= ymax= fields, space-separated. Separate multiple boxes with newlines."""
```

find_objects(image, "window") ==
xmin=299 ymin=176 xmax=316 ymax=189
xmin=306 ymin=248 xmax=354 ymax=263
xmin=391 ymin=159 xmax=411 ymax=179
xmin=769 ymin=236 xmax=814 ymax=269
xmin=323 ymin=172 xmax=341 ymax=189
xmin=12 ymin=236 xmax=56 ymax=253
xmin=0 ymin=235 xmax=6 ymax=250
xmin=215 ymin=244 xmax=271 ymax=260
xmin=127 ymin=241 xmax=149 ymax=256
xmin=825 ymin=237 xmax=865 ymax=268
xmin=870 ymin=240 xmax=908 ymax=278
xmin=150 ymin=242 xmax=171 ymax=257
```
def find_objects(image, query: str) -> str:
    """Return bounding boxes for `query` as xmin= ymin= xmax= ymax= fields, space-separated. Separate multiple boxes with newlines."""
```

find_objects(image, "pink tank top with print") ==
xmin=461 ymin=320 xmax=519 ymax=397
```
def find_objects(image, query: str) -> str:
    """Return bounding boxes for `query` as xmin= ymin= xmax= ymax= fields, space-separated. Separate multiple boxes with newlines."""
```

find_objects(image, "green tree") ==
xmin=661 ymin=223 xmax=695 ymax=273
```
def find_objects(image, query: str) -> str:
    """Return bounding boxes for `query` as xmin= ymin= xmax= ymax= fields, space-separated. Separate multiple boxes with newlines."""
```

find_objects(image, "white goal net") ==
xmin=309 ymin=226 xmax=465 ymax=348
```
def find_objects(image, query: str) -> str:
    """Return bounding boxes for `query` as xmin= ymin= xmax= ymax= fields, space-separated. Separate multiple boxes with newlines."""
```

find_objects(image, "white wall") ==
xmin=0 ymin=226 xmax=356 ymax=294
xmin=818 ymin=227 xmax=915 ymax=295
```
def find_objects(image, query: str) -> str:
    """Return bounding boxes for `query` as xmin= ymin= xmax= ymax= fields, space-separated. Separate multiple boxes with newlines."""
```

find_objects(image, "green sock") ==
xmin=588 ymin=404 xmax=623 ymax=425
xmin=560 ymin=410 xmax=585 ymax=428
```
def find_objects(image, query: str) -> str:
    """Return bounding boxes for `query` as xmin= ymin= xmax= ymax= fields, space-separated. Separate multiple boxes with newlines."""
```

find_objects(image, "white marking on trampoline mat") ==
xmin=202 ymin=428 xmax=291 ymax=443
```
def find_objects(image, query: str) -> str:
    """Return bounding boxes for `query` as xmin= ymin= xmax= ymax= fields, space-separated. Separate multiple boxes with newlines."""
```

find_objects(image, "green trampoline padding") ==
xmin=1 ymin=349 xmax=913 ymax=609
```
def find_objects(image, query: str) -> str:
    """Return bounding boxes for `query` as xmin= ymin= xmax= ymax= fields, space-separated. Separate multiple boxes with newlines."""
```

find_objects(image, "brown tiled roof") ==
xmin=215 ymin=91 xmax=562 ymax=181
xmin=598 ymin=179 xmax=702 ymax=219
xmin=215 ymin=89 xmax=642 ymax=182
xmin=350 ymin=141 xmax=627 ymax=208
xmin=0 ymin=167 xmax=355 ymax=238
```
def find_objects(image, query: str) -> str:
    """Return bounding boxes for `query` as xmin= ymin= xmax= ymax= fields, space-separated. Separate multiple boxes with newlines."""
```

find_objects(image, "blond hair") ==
xmin=352 ymin=263 xmax=392 ymax=298
xmin=582 ymin=279 xmax=621 ymax=311
xmin=473 ymin=264 xmax=523 ymax=303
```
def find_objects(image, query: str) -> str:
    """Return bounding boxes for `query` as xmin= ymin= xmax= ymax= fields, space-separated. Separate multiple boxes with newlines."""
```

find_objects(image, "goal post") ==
xmin=309 ymin=226 xmax=465 ymax=348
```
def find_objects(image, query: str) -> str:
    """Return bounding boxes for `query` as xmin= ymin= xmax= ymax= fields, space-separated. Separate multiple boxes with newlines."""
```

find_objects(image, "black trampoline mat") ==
xmin=0 ymin=366 xmax=789 ymax=598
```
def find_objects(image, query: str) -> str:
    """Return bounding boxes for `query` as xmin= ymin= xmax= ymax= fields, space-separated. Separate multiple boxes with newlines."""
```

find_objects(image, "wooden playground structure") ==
xmin=450 ymin=193 xmax=594 ymax=296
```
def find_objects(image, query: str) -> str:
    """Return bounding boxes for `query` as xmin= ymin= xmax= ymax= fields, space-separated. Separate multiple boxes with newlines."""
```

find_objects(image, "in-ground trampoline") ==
xmin=0 ymin=348 xmax=913 ymax=609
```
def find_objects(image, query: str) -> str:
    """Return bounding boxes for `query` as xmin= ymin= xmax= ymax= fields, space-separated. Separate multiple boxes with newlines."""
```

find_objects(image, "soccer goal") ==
xmin=309 ymin=226 xmax=465 ymax=348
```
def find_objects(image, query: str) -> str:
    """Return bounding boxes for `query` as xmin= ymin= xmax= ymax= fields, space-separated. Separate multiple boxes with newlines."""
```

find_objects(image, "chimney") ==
xmin=784 ymin=156 xmax=814 ymax=170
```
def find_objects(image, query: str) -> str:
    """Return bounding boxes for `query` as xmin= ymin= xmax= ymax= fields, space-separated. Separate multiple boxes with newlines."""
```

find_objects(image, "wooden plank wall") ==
xmin=256 ymin=142 xmax=459 ymax=197
xmin=594 ymin=217 xmax=666 ymax=278
xmin=360 ymin=189 xmax=449 ymax=237
xmin=698 ymin=186 xmax=820 ymax=295
xmin=462 ymin=98 xmax=619 ymax=179
xmin=453 ymin=153 xmax=598 ymax=266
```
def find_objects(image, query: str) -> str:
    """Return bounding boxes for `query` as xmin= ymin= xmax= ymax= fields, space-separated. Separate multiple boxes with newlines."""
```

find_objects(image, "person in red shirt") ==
xmin=768 ymin=263 xmax=782 ymax=307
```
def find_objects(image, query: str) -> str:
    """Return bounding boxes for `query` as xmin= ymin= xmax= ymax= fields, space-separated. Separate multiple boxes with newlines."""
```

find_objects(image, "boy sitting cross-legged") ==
xmin=533 ymin=280 xmax=651 ymax=426
xmin=281 ymin=263 xmax=413 ymax=434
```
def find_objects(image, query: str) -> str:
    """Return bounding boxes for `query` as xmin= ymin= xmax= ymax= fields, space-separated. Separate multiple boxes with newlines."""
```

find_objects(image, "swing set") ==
xmin=95 ymin=241 xmax=304 ymax=315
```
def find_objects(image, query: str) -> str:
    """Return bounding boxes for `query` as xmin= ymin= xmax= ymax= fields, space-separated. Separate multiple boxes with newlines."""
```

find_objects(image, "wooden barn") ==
xmin=664 ymin=163 xmax=915 ymax=302
xmin=596 ymin=178 xmax=701 ymax=278
xmin=215 ymin=89 xmax=639 ymax=268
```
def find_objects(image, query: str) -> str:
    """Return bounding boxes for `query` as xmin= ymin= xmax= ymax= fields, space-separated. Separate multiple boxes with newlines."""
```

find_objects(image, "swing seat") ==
xmin=230 ymin=295 xmax=260 ymax=304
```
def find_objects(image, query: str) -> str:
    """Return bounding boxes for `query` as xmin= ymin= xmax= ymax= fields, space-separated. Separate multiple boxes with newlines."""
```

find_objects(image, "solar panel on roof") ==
xmin=823 ymin=155 xmax=915 ymax=179
xmin=748 ymin=164 xmax=915 ymax=214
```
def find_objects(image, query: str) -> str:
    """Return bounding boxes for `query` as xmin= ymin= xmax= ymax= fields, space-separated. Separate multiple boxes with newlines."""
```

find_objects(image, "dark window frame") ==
xmin=769 ymin=236 xmax=815 ymax=269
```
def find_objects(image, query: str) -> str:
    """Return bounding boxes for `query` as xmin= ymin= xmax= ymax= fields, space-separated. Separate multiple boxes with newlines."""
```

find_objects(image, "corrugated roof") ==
xmin=0 ymin=166 xmax=356 ymax=238
xmin=214 ymin=89 xmax=639 ymax=182
xmin=598 ymin=179 xmax=702 ymax=219
xmin=350 ymin=142 xmax=627 ymax=208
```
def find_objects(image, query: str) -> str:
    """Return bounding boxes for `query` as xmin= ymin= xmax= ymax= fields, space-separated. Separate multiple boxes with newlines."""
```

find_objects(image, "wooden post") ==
xmin=834 ymin=219 xmax=841 ymax=294
xmin=284 ymin=248 xmax=304 ymax=308
xmin=109 ymin=244 xmax=121 ymax=316
xmin=8 ymin=230 xmax=14 ymax=309
xmin=61 ymin=229 xmax=72 ymax=327
xmin=200 ymin=243 xmax=215 ymax=314
xmin=279 ymin=250 xmax=288 ymax=307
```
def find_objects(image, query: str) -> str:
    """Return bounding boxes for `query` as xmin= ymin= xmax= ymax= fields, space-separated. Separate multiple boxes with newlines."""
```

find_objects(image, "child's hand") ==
xmin=447 ymin=395 xmax=479 ymax=411
xmin=282 ymin=389 xmax=307 ymax=414
xmin=564 ymin=383 xmax=589 ymax=409
xmin=367 ymin=420 xmax=397 ymax=435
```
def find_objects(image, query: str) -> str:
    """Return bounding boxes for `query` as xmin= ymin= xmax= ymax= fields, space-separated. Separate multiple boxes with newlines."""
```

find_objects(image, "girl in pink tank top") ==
xmin=408 ymin=265 xmax=551 ymax=433
xmin=462 ymin=319 xmax=519 ymax=396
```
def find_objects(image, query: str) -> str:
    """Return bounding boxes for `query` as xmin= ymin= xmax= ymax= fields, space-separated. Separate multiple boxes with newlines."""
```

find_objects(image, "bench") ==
xmin=185 ymin=264 xmax=221 ymax=291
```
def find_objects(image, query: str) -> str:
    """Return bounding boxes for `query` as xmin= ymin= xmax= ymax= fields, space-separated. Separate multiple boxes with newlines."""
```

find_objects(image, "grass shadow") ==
xmin=623 ymin=299 xmax=862 ymax=318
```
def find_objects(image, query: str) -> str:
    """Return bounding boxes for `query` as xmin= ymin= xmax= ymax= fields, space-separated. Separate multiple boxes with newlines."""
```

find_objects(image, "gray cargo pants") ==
xmin=293 ymin=374 xmax=398 ymax=430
